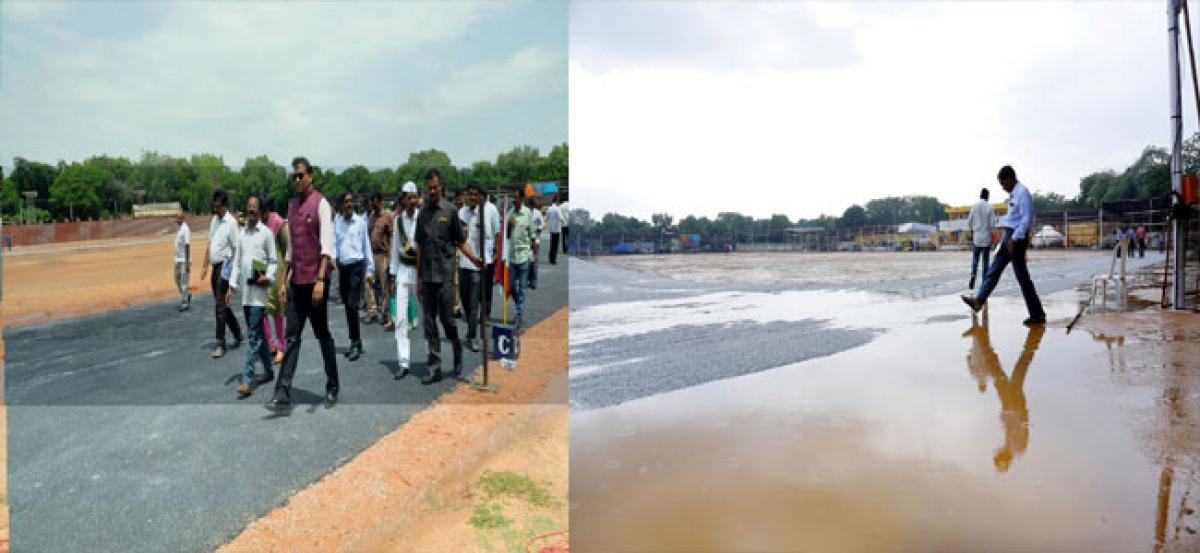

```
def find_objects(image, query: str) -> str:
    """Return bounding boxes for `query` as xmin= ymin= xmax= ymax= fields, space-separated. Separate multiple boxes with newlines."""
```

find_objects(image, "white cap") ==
xmin=402 ymin=181 xmax=417 ymax=194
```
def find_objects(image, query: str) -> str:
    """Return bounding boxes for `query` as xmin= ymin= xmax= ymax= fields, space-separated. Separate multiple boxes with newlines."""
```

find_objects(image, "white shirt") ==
xmin=532 ymin=208 xmax=545 ymax=237
xmin=334 ymin=212 xmax=374 ymax=277
xmin=174 ymin=222 xmax=191 ymax=262
xmin=998 ymin=182 xmax=1035 ymax=240
xmin=389 ymin=208 xmax=419 ymax=285
xmin=208 ymin=211 xmax=238 ymax=263
xmin=228 ymin=222 xmax=278 ymax=307
xmin=967 ymin=199 xmax=997 ymax=247
xmin=546 ymin=204 xmax=563 ymax=233
xmin=459 ymin=203 xmax=500 ymax=271
xmin=560 ymin=202 xmax=569 ymax=226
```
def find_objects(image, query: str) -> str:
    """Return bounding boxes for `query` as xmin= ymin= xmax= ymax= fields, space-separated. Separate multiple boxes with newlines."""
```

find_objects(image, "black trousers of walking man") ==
xmin=975 ymin=228 xmax=1046 ymax=321
xmin=337 ymin=260 xmax=366 ymax=346
xmin=211 ymin=262 xmax=242 ymax=345
xmin=421 ymin=281 xmax=462 ymax=371
xmin=549 ymin=232 xmax=560 ymax=264
xmin=273 ymin=280 xmax=339 ymax=403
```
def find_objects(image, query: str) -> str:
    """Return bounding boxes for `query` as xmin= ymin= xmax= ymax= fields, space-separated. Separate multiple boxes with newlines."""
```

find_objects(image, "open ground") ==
xmin=570 ymin=250 xmax=1199 ymax=552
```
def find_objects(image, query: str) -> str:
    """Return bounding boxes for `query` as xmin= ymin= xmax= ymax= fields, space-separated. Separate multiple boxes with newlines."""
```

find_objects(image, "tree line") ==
xmin=573 ymin=134 xmax=1198 ymax=241
xmin=1 ymin=143 xmax=568 ymax=223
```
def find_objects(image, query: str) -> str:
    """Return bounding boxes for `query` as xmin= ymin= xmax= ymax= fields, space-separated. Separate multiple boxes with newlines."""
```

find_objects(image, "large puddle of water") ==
xmin=570 ymin=292 xmax=1200 ymax=552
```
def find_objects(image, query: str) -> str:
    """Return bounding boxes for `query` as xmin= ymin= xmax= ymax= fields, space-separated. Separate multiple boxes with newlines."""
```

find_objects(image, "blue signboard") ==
xmin=492 ymin=324 xmax=520 ymax=361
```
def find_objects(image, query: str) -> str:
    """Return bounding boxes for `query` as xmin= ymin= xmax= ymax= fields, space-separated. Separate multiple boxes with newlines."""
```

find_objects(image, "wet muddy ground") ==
xmin=570 ymin=252 xmax=1199 ymax=552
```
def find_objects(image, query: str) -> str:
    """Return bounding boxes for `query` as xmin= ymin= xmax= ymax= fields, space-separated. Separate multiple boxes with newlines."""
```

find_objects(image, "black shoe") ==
xmin=467 ymin=338 xmax=480 ymax=352
xmin=529 ymin=283 xmax=537 ymax=290
xmin=264 ymin=398 xmax=289 ymax=412
xmin=394 ymin=364 xmax=409 ymax=380
xmin=256 ymin=370 xmax=275 ymax=386
xmin=347 ymin=343 xmax=362 ymax=361
xmin=422 ymin=368 xmax=442 ymax=385
xmin=968 ymin=275 xmax=976 ymax=290
xmin=960 ymin=295 xmax=982 ymax=313
xmin=1023 ymin=317 xmax=1046 ymax=326
xmin=324 ymin=391 xmax=337 ymax=409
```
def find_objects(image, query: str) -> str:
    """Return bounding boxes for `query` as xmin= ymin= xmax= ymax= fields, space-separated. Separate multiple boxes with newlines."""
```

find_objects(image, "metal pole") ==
xmin=1170 ymin=0 xmax=1187 ymax=309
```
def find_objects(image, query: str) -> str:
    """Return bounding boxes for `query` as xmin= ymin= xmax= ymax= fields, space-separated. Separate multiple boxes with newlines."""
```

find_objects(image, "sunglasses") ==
xmin=293 ymin=172 xmax=306 ymax=181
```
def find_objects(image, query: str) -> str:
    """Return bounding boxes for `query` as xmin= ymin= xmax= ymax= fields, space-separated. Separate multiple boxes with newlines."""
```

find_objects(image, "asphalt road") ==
xmin=4 ymin=257 xmax=566 ymax=553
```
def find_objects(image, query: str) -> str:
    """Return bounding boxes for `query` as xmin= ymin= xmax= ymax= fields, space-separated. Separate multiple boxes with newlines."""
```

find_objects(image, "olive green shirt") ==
xmin=414 ymin=198 xmax=465 ymax=284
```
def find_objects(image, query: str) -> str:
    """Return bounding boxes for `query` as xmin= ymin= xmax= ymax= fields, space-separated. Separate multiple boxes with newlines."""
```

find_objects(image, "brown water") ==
xmin=570 ymin=295 xmax=1200 ymax=552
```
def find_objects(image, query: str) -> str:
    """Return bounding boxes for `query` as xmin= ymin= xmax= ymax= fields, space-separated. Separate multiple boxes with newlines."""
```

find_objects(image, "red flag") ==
xmin=495 ymin=198 xmax=509 ymax=298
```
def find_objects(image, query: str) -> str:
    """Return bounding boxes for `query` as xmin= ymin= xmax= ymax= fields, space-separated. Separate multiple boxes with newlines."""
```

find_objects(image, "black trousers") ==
xmin=338 ymin=261 xmax=365 ymax=344
xmin=549 ymin=233 xmax=560 ymax=264
xmin=420 ymin=280 xmax=461 ymax=368
xmin=458 ymin=268 xmax=482 ymax=339
xmin=211 ymin=263 xmax=242 ymax=344
xmin=482 ymin=263 xmax=495 ymax=322
xmin=274 ymin=280 xmax=339 ymax=402
xmin=562 ymin=227 xmax=569 ymax=254
xmin=976 ymin=229 xmax=1046 ymax=320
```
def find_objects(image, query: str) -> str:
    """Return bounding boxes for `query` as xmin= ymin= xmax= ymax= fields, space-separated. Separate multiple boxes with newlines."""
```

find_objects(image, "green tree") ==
xmin=339 ymin=165 xmax=372 ymax=195
xmin=840 ymin=205 xmax=867 ymax=228
xmin=9 ymin=157 xmax=60 ymax=207
xmin=495 ymin=145 xmax=541 ymax=184
xmin=50 ymin=163 xmax=110 ymax=220
xmin=651 ymin=212 xmax=674 ymax=234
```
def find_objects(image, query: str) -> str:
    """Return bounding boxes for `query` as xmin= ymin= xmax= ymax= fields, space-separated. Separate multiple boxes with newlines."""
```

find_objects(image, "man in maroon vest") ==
xmin=267 ymin=156 xmax=340 ymax=411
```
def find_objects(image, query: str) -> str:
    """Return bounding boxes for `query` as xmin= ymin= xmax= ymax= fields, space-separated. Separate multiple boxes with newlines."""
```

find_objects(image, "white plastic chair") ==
xmin=1090 ymin=237 xmax=1128 ymax=310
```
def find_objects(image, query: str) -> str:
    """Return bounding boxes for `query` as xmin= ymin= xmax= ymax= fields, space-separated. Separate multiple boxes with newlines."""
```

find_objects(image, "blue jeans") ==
xmin=971 ymin=246 xmax=991 ymax=279
xmin=510 ymin=261 xmax=531 ymax=321
xmin=976 ymin=229 xmax=1046 ymax=320
xmin=242 ymin=305 xmax=271 ymax=385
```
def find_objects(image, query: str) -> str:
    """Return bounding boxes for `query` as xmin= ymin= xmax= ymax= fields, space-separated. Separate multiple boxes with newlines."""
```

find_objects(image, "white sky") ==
xmin=570 ymin=1 xmax=1194 ymax=221
xmin=0 ymin=1 xmax=567 ymax=169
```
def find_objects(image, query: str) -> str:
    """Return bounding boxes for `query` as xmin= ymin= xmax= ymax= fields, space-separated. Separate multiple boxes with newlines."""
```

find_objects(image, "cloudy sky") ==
xmin=0 ymin=1 xmax=567 ymax=169
xmin=571 ymin=1 xmax=1191 ymax=221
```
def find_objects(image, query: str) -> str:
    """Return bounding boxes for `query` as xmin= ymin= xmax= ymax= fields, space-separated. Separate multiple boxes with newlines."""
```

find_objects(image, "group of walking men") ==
xmin=171 ymin=156 xmax=567 ymax=410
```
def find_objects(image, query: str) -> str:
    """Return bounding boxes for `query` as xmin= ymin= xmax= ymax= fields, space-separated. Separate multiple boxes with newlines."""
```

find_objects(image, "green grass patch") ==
xmin=477 ymin=470 xmax=561 ymax=508
xmin=469 ymin=503 xmax=513 ymax=530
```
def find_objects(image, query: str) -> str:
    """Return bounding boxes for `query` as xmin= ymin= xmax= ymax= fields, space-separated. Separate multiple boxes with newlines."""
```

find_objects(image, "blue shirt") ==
xmin=998 ymin=182 xmax=1034 ymax=240
xmin=334 ymin=212 xmax=375 ymax=277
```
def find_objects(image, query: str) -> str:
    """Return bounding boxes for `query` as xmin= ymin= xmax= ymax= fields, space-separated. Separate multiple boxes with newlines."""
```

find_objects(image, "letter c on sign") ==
xmin=496 ymin=335 xmax=511 ymax=355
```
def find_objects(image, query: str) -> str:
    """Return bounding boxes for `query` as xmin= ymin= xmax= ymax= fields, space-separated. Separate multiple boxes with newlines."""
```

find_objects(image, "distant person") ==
xmin=505 ymin=187 xmax=536 ymax=329
xmin=366 ymin=193 xmax=392 ymax=326
xmin=334 ymin=191 xmax=374 ymax=362
xmin=961 ymin=165 xmax=1046 ymax=326
xmin=1114 ymin=227 xmax=1126 ymax=258
xmin=560 ymin=196 xmax=569 ymax=255
xmin=200 ymin=190 xmax=243 ymax=357
xmin=452 ymin=189 xmax=466 ymax=320
xmin=415 ymin=169 xmax=483 ymax=384
xmin=966 ymin=187 xmax=997 ymax=290
xmin=267 ymin=156 xmax=339 ymax=411
xmin=479 ymin=188 xmax=502 ymax=323
xmin=262 ymin=198 xmax=289 ymax=364
xmin=546 ymin=194 xmax=563 ymax=265
xmin=227 ymin=196 xmax=278 ymax=399
xmin=1135 ymin=224 xmax=1147 ymax=258
xmin=459 ymin=182 xmax=499 ymax=352
xmin=389 ymin=182 xmax=420 ymax=377
xmin=529 ymin=199 xmax=544 ymax=289
xmin=174 ymin=212 xmax=192 ymax=311
xmin=1124 ymin=226 xmax=1137 ymax=259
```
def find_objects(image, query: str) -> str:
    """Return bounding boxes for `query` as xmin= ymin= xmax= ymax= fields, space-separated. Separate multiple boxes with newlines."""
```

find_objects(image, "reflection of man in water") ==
xmin=963 ymin=312 xmax=1046 ymax=473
